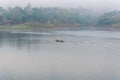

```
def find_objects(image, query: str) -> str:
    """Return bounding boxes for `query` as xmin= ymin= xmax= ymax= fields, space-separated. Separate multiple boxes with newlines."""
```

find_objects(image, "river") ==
xmin=0 ymin=30 xmax=120 ymax=80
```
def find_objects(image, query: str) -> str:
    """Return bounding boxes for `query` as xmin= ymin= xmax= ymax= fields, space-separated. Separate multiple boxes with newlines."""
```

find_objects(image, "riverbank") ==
xmin=1 ymin=22 xmax=120 ymax=32
xmin=0 ymin=22 xmax=82 ymax=31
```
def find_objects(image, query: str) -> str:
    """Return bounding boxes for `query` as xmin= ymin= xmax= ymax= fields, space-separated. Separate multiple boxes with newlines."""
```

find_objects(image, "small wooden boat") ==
xmin=56 ymin=40 xmax=64 ymax=42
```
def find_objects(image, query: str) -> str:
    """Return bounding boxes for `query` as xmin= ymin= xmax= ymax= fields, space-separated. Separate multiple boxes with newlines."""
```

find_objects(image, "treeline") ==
xmin=0 ymin=4 xmax=94 ymax=25
xmin=0 ymin=3 xmax=119 ymax=26
xmin=97 ymin=10 xmax=120 ymax=25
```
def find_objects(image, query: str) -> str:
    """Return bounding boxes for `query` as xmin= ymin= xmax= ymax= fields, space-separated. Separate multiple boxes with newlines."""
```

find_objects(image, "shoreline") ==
xmin=0 ymin=23 xmax=120 ymax=32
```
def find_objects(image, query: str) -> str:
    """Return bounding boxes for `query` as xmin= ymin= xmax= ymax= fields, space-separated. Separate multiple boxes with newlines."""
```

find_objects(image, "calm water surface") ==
xmin=0 ymin=30 xmax=120 ymax=80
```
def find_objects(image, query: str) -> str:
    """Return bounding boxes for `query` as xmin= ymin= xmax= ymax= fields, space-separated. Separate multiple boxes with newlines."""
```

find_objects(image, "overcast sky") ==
xmin=0 ymin=0 xmax=120 ymax=11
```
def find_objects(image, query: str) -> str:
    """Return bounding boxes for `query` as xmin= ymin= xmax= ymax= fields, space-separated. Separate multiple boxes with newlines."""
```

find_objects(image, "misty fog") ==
xmin=0 ymin=0 xmax=120 ymax=12
xmin=0 ymin=0 xmax=120 ymax=80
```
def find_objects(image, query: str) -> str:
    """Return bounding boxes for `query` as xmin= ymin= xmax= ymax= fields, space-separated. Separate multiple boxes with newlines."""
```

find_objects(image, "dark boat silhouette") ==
xmin=56 ymin=40 xmax=64 ymax=42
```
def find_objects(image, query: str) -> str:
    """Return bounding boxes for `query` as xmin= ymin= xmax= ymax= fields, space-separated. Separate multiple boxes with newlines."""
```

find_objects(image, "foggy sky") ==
xmin=0 ymin=0 xmax=120 ymax=11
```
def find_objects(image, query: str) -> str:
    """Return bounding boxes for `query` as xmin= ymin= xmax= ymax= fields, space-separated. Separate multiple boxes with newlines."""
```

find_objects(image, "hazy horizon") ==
xmin=0 ymin=0 xmax=120 ymax=11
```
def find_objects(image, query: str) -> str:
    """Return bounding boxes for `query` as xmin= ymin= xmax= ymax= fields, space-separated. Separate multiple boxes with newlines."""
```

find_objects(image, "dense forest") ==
xmin=0 ymin=3 xmax=95 ymax=26
xmin=0 ymin=3 xmax=119 ymax=27
xmin=97 ymin=10 xmax=120 ymax=25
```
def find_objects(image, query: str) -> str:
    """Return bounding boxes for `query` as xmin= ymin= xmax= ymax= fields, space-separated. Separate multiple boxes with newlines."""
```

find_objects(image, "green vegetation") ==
xmin=97 ymin=10 xmax=120 ymax=26
xmin=0 ymin=3 xmax=94 ymax=26
xmin=0 ymin=3 xmax=120 ymax=29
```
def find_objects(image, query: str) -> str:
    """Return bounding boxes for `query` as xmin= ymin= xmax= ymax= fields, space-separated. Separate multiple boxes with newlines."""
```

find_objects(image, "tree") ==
xmin=7 ymin=6 xmax=24 ymax=23
xmin=23 ymin=3 xmax=33 ymax=22
xmin=97 ymin=10 xmax=120 ymax=25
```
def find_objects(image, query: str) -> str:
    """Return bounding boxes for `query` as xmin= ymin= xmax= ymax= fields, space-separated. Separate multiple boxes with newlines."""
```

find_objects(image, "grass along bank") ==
xmin=0 ymin=22 xmax=82 ymax=31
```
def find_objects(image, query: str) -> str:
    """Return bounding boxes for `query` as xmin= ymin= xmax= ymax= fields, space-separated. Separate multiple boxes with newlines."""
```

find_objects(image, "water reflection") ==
xmin=0 ymin=30 xmax=120 ymax=80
